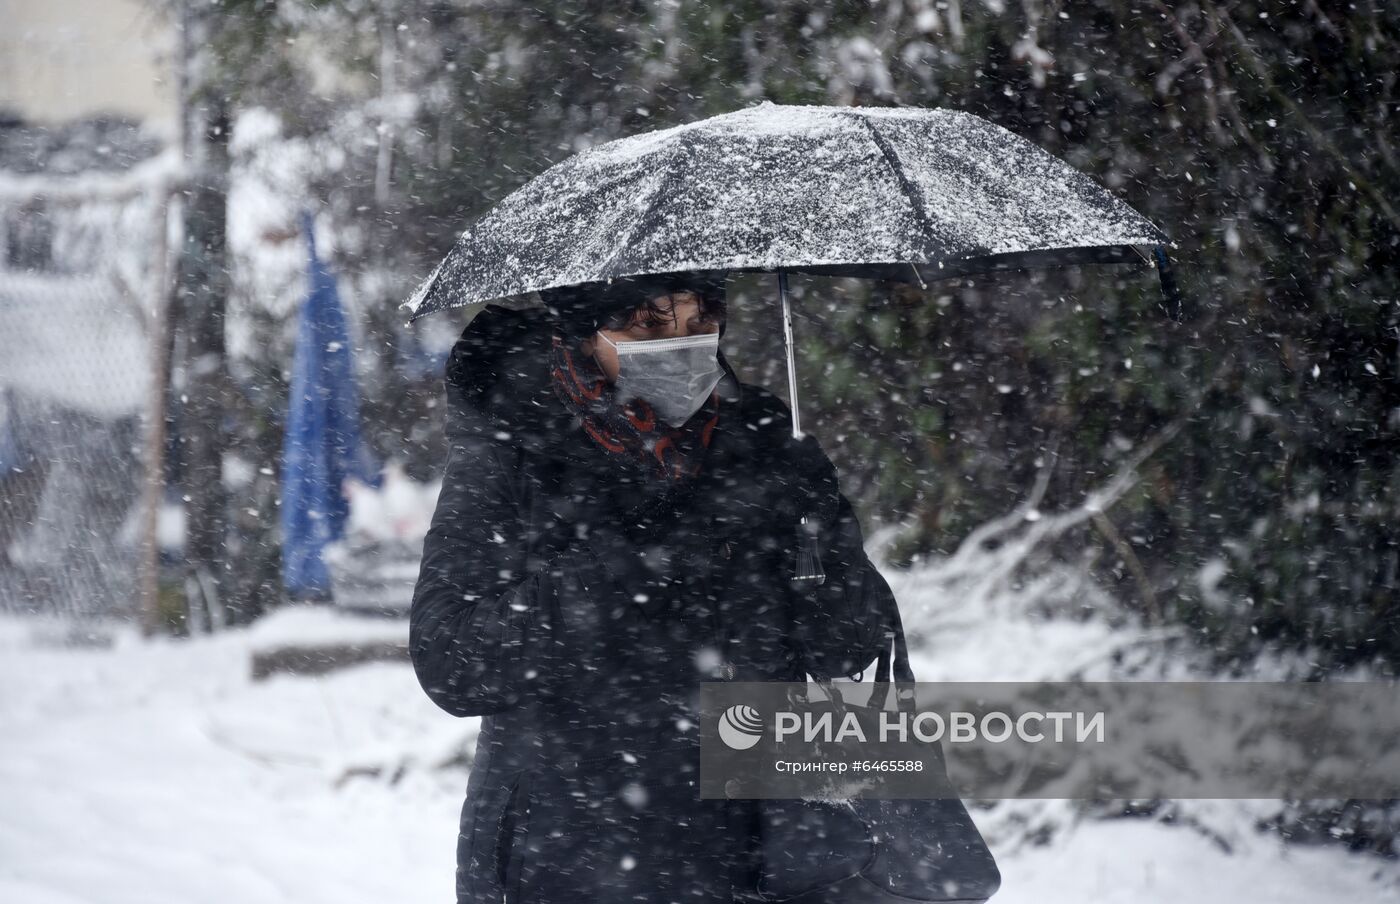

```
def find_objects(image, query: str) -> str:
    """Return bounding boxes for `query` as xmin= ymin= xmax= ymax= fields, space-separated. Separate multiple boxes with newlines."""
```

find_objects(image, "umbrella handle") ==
xmin=793 ymin=514 xmax=827 ymax=587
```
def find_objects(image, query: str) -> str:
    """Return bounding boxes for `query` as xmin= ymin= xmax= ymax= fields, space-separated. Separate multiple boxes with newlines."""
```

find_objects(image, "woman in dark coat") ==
xmin=409 ymin=271 xmax=898 ymax=904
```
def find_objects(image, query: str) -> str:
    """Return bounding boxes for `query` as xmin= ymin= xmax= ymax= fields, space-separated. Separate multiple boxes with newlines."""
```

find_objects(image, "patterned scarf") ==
xmin=547 ymin=333 xmax=720 ymax=486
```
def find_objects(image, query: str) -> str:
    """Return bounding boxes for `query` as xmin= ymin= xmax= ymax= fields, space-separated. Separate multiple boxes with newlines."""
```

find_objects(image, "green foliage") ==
xmin=180 ymin=0 xmax=1399 ymax=673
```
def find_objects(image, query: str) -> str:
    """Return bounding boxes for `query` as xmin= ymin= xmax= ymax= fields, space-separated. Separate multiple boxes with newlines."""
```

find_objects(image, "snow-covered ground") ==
xmin=2 ymin=588 xmax=1397 ymax=904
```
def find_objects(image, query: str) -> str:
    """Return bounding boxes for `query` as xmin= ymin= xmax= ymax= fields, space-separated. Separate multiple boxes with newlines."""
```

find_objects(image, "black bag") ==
xmin=744 ymin=602 xmax=1002 ymax=904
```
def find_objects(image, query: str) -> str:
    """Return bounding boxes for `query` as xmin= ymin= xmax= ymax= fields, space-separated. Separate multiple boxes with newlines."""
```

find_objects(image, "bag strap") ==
xmin=871 ymin=593 xmax=916 ymax=711
xmin=808 ymin=595 xmax=916 ymax=715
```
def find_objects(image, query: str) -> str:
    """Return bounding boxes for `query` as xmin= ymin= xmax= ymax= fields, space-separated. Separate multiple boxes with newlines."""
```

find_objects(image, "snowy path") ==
xmin=1 ymin=605 xmax=1395 ymax=904
xmin=0 ymin=608 xmax=467 ymax=904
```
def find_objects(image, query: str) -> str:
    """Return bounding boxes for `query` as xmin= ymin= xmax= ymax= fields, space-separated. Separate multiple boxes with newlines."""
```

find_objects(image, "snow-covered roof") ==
xmin=0 ymin=115 xmax=162 ymax=177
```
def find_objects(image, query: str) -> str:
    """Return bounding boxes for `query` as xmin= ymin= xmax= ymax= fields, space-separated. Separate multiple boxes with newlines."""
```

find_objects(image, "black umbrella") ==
xmin=402 ymin=101 xmax=1173 ymax=583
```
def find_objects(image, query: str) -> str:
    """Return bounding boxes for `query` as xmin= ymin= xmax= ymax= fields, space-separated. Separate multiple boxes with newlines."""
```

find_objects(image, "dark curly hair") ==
xmin=540 ymin=271 xmax=728 ymax=342
xmin=598 ymin=288 xmax=726 ymax=333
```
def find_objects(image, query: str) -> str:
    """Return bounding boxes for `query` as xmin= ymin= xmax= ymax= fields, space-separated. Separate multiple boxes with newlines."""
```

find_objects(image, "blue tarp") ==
xmin=280 ymin=213 xmax=382 ymax=598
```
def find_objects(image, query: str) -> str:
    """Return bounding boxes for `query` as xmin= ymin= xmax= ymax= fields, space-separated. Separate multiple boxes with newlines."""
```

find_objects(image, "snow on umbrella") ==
xmin=400 ymin=102 xmax=1172 ymax=585
xmin=401 ymin=101 xmax=1170 ymax=320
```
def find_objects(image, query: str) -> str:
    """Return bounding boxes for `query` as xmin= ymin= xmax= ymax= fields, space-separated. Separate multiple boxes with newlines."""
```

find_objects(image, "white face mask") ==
xmin=599 ymin=331 xmax=724 ymax=427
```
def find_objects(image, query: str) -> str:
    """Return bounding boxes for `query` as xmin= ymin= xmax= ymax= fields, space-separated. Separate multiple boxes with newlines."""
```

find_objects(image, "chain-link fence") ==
xmin=0 ymin=161 xmax=171 ymax=627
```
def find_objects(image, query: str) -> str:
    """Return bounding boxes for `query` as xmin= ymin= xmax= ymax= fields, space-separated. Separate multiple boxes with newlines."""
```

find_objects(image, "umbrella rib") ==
xmin=844 ymin=113 xmax=940 ymax=258
xmin=595 ymin=132 xmax=694 ymax=283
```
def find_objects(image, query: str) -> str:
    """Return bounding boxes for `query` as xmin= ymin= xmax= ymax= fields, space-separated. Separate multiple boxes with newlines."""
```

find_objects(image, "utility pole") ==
xmin=173 ymin=0 xmax=234 ymax=631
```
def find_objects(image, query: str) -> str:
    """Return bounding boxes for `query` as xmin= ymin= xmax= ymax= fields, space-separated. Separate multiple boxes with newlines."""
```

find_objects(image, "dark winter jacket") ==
xmin=409 ymin=303 xmax=898 ymax=904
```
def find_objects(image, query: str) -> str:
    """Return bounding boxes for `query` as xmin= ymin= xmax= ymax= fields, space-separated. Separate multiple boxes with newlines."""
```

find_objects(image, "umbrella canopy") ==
xmin=401 ymin=101 xmax=1169 ymax=321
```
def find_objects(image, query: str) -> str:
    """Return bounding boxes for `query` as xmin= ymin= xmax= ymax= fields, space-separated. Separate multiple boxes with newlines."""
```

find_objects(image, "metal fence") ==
xmin=0 ymin=163 xmax=172 ymax=627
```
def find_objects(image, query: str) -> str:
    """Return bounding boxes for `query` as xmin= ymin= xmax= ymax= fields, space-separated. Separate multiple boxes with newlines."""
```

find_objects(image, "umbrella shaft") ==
xmin=778 ymin=271 xmax=803 ymax=440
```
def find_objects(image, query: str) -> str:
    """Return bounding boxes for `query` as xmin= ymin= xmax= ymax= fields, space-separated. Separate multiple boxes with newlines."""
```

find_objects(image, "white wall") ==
xmin=0 ymin=0 xmax=176 ymax=135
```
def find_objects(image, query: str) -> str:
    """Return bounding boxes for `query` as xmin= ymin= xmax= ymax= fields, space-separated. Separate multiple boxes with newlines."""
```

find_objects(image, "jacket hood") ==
xmin=443 ymin=302 xmax=744 ymax=464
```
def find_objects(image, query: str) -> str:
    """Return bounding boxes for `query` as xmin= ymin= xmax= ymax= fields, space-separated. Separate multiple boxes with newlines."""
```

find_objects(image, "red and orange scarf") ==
xmin=547 ymin=333 xmax=720 ymax=485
